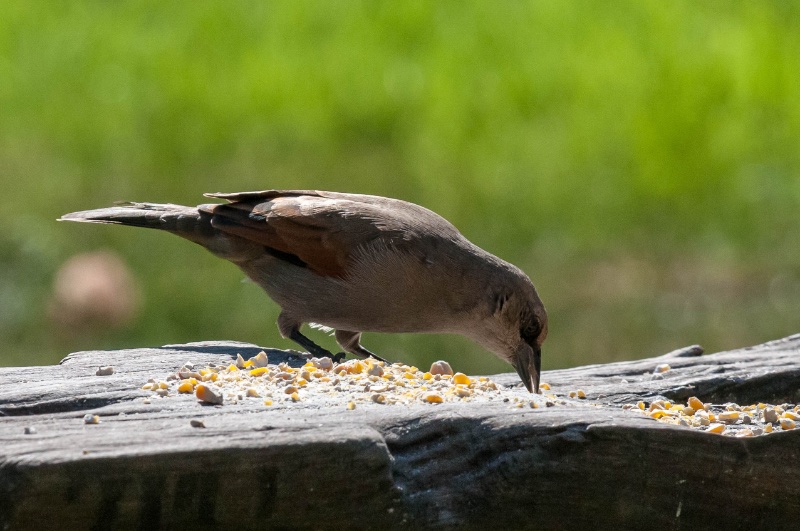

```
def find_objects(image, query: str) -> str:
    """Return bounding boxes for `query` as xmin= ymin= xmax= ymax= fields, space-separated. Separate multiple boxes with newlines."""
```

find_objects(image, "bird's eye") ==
xmin=521 ymin=322 xmax=540 ymax=344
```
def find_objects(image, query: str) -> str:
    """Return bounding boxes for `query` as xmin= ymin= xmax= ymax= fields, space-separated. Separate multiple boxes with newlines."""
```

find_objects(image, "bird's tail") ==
xmin=59 ymin=202 xmax=255 ymax=261
xmin=60 ymin=202 xmax=211 ymax=234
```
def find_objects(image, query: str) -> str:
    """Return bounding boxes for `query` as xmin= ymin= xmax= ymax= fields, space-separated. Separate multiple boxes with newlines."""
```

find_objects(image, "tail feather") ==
xmin=59 ymin=202 xmax=221 ymax=249
xmin=60 ymin=202 xmax=266 ymax=262
xmin=60 ymin=202 xmax=201 ymax=230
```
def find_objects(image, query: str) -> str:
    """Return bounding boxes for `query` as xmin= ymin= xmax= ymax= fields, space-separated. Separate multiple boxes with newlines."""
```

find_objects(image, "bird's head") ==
xmin=479 ymin=275 xmax=548 ymax=394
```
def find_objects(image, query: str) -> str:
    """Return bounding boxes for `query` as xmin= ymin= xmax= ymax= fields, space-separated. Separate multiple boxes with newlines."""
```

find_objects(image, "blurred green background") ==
xmin=2 ymin=1 xmax=799 ymax=375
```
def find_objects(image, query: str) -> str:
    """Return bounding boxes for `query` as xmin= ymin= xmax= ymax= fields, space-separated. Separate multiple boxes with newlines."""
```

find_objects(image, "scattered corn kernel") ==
xmin=452 ymin=373 xmax=471 ymax=385
xmin=687 ymin=397 xmax=704 ymax=411
xmin=347 ymin=401 xmax=356 ymax=410
xmin=290 ymin=392 xmax=300 ymax=401
xmin=424 ymin=393 xmax=444 ymax=404
xmin=718 ymin=411 xmax=739 ymax=423
xmin=707 ymin=423 xmax=725 ymax=434
xmin=264 ymin=399 xmax=273 ymax=406
xmin=655 ymin=363 xmax=671 ymax=373
xmin=195 ymin=384 xmax=223 ymax=405
xmin=177 ymin=381 xmax=194 ymax=394
xmin=577 ymin=389 xmax=586 ymax=399
xmin=539 ymin=382 xmax=550 ymax=390
xmin=780 ymin=418 xmax=796 ymax=430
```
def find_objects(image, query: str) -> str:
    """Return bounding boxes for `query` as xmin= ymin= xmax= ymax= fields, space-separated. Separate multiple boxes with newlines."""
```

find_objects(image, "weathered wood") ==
xmin=2 ymin=335 xmax=800 ymax=530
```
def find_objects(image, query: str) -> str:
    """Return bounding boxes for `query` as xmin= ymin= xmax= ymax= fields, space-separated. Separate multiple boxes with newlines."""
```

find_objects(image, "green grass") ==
xmin=2 ymin=1 xmax=799 ymax=375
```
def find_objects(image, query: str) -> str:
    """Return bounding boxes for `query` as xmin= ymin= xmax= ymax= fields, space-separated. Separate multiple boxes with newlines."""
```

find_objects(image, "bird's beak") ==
xmin=513 ymin=343 xmax=541 ymax=394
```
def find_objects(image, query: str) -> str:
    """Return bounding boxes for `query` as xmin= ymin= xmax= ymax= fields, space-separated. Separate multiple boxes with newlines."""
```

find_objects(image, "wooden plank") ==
xmin=2 ymin=336 xmax=799 ymax=529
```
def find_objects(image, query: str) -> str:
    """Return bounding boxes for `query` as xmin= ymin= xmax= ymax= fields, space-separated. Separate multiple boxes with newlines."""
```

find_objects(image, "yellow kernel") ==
xmin=297 ymin=379 xmax=308 ymax=387
xmin=319 ymin=376 xmax=331 ymax=382
xmin=141 ymin=383 xmax=153 ymax=390
xmin=707 ymin=423 xmax=725 ymax=434
xmin=249 ymin=367 xmax=268 ymax=377
xmin=290 ymin=392 xmax=300 ymax=402
xmin=350 ymin=361 xmax=365 ymax=374
xmin=264 ymin=399 xmax=273 ymax=406
xmin=568 ymin=391 xmax=577 ymax=398
xmin=576 ymin=389 xmax=586 ymax=399
xmin=422 ymin=372 xmax=433 ymax=380
xmin=687 ymin=396 xmax=704 ymax=411
xmin=243 ymin=359 xmax=254 ymax=368
xmin=650 ymin=410 xmax=674 ymax=419
xmin=765 ymin=423 xmax=773 ymax=433
xmin=718 ymin=411 xmax=739 ymax=422
xmin=227 ymin=364 xmax=238 ymax=372
xmin=424 ymin=393 xmax=444 ymax=403
xmin=177 ymin=381 xmax=194 ymax=394
xmin=347 ymin=401 xmax=356 ymax=410
xmin=404 ymin=373 xmax=415 ymax=379
xmin=539 ymin=382 xmax=550 ymax=390
xmin=195 ymin=384 xmax=223 ymax=405
xmin=664 ymin=401 xmax=672 ymax=409
xmin=453 ymin=373 xmax=471 ymax=385
xmin=637 ymin=401 xmax=646 ymax=410
xmin=783 ymin=411 xmax=800 ymax=421
xmin=780 ymin=418 xmax=796 ymax=430
xmin=209 ymin=373 xmax=218 ymax=382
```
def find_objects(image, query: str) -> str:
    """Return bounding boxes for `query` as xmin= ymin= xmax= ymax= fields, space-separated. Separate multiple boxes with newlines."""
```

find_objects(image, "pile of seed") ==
xmin=624 ymin=396 xmax=800 ymax=437
xmin=140 ymin=352 xmax=547 ymax=409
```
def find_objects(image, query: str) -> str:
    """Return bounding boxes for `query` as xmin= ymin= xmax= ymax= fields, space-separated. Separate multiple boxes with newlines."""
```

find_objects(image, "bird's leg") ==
xmin=278 ymin=312 xmax=344 ymax=362
xmin=335 ymin=330 xmax=387 ymax=362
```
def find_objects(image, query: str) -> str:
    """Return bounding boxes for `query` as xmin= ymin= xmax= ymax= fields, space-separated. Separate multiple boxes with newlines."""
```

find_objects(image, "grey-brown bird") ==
xmin=60 ymin=190 xmax=548 ymax=393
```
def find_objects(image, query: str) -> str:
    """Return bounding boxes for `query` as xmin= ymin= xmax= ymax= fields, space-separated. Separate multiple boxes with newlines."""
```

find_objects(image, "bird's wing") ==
xmin=200 ymin=190 xmax=456 ymax=277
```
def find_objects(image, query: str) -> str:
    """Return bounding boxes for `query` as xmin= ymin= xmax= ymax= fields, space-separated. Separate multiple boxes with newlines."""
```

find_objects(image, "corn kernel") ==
xmin=297 ymin=379 xmax=308 ymax=387
xmin=290 ymin=392 xmax=300 ymax=401
xmin=637 ymin=401 xmax=646 ymax=410
xmin=765 ymin=423 xmax=773 ymax=433
xmin=227 ymin=364 xmax=238 ymax=372
xmin=577 ymin=389 xmax=586 ymax=399
xmin=783 ymin=411 xmax=800 ymax=421
xmin=718 ymin=411 xmax=739 ymax=423
xmin=264 ymin=399 xmax=273 ymax=406
xmin=780 ymin=418 xmax=796 ymax=430
xmin=195 ymin=384 xmax=223 ymax=405
xmin=347 ymin=401 xmax=356 ymax=410
xmin=707 ymin=423 xmax=725 ymax=434
xmin=539 ymin=382 xmax=550 ymax=390
xmin=249 ymin=367 xmax=268 ymax=377
xmin=422 ymin=372 xmax=433 ymax=380
xmin=687 ymin=396 xmax=704 ymax=411
xmin=452 ymin=373 xmax=471 ymax=385
xmin=424 ymin=393 xmax=444 ymax=403
xmin=177 ymin=381 xmax=194 ymax=394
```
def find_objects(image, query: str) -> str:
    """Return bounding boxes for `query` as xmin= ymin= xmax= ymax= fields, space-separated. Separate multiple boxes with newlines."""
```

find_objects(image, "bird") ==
xmin=60 ymin=190 xmax=548 ymax=393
